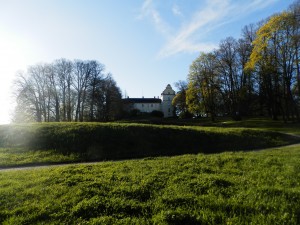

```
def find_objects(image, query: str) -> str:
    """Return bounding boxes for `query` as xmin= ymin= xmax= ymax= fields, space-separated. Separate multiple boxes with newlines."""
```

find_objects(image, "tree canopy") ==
xmin=174 ymin=1 xmax=300 ymax=122
xmin=13 ymin=59 xmax=122 ymax=122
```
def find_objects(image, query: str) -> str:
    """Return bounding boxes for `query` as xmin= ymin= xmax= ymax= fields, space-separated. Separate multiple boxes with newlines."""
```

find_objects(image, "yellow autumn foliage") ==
xmin=245 ymin=12 xmax=293 ymax=71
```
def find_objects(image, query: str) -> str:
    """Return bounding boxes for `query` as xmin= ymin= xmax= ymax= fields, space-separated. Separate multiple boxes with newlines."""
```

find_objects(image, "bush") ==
xmin=178 ymin=111 xmax=193 ymax=119
xmin=129 ymin=109 xmax=141 ymax=117
xmin=150 ymin=110 xmax=164 ymax=118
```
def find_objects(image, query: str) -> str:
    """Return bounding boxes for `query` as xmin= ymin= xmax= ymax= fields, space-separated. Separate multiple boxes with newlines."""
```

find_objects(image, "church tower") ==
xmin=161 ymin=84 xmax=176 ymax=117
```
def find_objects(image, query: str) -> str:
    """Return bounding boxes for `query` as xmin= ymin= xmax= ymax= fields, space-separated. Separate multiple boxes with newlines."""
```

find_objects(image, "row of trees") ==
xmin=173 ymin=0 xmax=300 ymax=121
xmin=13 ymin=59 xmax=122 ymax=122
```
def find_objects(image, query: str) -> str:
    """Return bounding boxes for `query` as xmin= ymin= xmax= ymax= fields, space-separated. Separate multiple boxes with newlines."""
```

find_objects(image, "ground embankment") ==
xmin=0 ymin=123 xmax=298 ymax=163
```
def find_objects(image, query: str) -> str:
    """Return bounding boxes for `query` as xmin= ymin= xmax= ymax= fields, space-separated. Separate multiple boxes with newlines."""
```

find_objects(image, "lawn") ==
xmin=0 ymin=119 xmax=299 ymax=224
xmin=0 ymin=145 xmax=299 ymax=224
xmin=0 ymin=148 xmax=81 ymax=168
xmin=121 ymin=117 xmax=300 ymax=135
xmin=0 ymin=121 xmax=299 ymax=167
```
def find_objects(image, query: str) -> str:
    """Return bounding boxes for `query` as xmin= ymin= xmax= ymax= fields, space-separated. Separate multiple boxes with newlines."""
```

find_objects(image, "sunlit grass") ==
xmin=0 ymin=145 xmax=299 ymax=224
xmin=0 ymin=119 xmax=299 ymax=223
xmin=0 ymin=121 xmax=298 ymax=167
xmin=217 ymin=117 xmax=300 ymax=135
xmin=0 ymin=123 xmax=291 ymax=156
xmin=0 ymin=148 xmax=80 ymax=168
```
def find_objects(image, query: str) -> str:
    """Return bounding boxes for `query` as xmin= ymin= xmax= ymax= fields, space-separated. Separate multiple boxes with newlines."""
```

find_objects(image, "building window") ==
xmin=142 ymin=104 xmax=144 ymax=107
xmin=168 ymin=108 xmax=170 ymax=112
xmin=151 ymin=104 xmax=153 ymax=107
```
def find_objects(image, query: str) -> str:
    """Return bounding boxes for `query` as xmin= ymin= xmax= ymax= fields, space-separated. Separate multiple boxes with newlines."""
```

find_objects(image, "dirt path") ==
xmin=0 ymin=161 xmax=103 ymax=172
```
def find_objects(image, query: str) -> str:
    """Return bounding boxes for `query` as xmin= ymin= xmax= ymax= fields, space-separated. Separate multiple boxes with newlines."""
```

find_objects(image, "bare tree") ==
xmin=12 ymin=58 xmax=122 ymax=123
xmin=13 ymin=71 xmax=42 ymax=122
xmin=72 ymin=60 xmax=92 ymax=122
xmin=87 ymin=61 xmax=105 ymax=121
xmin=54 ymin=58 xmax=73 ymax=121
xmin=215 ymin=37 xmax=241 ymax=119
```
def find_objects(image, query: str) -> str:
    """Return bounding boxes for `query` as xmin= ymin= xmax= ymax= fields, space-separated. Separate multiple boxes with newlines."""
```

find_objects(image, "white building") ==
xmin=123 ymin=84 xmax=176 ymax=118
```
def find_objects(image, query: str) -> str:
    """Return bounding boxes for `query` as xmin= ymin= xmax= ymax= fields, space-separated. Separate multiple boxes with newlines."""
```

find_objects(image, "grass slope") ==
xmin=0 ymin=146 xmax=300 ymax=224
xmin=0 ymin=121 xmax=298 ymax=167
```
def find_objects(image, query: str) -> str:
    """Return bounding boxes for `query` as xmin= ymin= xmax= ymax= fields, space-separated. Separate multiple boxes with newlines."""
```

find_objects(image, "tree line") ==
xmin=173 ymin=0 xmax=300 ymax=122
xmin=13 ymin=59 xmax=122 ymax=122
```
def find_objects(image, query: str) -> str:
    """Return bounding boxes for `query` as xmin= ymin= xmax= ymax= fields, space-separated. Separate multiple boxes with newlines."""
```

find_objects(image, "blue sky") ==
xmin=0 ymin=0 xmax=293 ymax=123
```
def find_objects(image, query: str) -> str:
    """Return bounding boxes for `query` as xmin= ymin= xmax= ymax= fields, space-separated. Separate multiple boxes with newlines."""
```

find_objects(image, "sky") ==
xmin=0 ymin=0 xmax=293 ymax=124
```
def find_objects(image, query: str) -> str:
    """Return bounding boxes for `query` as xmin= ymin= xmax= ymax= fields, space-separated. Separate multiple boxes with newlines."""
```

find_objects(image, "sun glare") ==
xmin=0 ymin=33 xmax=29 ymax=124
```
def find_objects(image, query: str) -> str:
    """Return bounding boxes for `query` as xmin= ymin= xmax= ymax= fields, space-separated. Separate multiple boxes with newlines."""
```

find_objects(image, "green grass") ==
xmin=216 ymin=117 xmax=300 ymax=135
xmin=0 ymin=145 xmax=299 ymax=224
xmin=120 ymin=117 xmax=300 ymax=135
xmin=0 ymin=148 xmax=81 ymax=167
xmin=0 ymin=121 xmax=299 ymax=167
xmin=0 ymin=119 xmax=299 ymax=224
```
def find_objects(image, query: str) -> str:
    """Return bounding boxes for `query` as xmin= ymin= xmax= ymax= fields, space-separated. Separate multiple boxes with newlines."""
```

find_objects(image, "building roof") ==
xmin=161 ymin=84 xmax=175 ymax=95
xmin=123 ymin=98 xmax=162 ymax=104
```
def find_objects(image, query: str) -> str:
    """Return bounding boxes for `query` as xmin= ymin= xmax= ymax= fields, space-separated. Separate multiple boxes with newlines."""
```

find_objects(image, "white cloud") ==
xmin=172 ymin=4 xmax=182 ymax=17
xmin=137 ymin=0 xmax=171 ymax=38
xmin=138 ymin=0 xmax=278 ymax=58
xmin=247 ymin=0 xmax=279 ymax=10
xmin=159 ymin=0 xmax=230 ymax=57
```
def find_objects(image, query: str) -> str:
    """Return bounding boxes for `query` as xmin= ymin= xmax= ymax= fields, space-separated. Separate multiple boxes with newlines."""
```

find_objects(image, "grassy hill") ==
xmin=0 ymin=118 xmax=299 ymax=224
xmin=0 ymin=121 xmax=299 ymax=167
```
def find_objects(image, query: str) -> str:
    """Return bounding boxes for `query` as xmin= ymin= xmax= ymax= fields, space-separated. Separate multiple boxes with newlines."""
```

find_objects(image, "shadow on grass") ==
xmin=0 ymin=123 xmax=299 ymax=165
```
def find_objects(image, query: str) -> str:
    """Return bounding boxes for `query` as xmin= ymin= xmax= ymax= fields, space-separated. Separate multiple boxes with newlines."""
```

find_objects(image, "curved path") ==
xmin=0 ymin=161 xmax=102 ymax=172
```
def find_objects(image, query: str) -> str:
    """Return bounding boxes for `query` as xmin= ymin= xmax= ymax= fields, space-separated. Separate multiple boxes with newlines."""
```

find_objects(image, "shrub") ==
xmin=129 ymin=109 xmax=141 ymax=117
xmin=178 ymin=111 xmax=193 ymax=119
xmin=150 ymin=110 xmax=164 ymax=118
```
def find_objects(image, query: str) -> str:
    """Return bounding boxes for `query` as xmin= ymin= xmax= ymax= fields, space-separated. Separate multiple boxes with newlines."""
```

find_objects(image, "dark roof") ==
xmin=123 ymin=98 xmax=162 ymax=104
